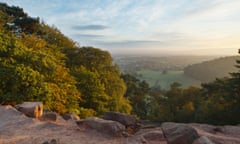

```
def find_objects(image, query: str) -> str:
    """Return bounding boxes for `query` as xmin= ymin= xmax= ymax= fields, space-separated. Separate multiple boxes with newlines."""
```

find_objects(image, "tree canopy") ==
xmin=0 ymin=3 xmax=131 ymax=116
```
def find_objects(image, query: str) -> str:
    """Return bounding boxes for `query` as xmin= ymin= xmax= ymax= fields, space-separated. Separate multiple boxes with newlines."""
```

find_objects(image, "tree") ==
xmin=65 ymin=47 xmax=132 ymax=114
xmin=146 ymin=82 xmax=202 ymax=123
xmin=0 ymin=30 xmax=81 ymax=114
xmin=71 ymin=66 xmax=109 ymax=115
xmin=199 ymin=50 xmax=240 ymax=124
xmin=0 ymin=3 xmax=132 ymax=116
xmin=122 ymin=74 xmax=150 ymax=119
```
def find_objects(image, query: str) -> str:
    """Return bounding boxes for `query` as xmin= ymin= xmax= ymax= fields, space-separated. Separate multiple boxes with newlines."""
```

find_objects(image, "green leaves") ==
xmin=71 ymin=66 xmax=109 ymax=115
xmin=0 ymin=4 xmax=131 ymax=116
xmin=66 ymin=47 xmax=132 ymax=115
xmin=0 ymin=29 xmax=80 ymax=113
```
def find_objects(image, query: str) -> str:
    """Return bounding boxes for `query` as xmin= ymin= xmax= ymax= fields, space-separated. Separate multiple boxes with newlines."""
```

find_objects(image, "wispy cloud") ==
xmin=2 ymin=0 xmax=240 ymax=55
xmin=72 ymin=34 xmax=104 ymax=38
xmin=72 ymin=25 xmax=109 ymax=31
xmin=94 ymin=40 xmax=163 ymax=48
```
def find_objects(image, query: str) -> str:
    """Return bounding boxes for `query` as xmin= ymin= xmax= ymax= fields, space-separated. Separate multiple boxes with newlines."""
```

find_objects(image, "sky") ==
xmin=1 ymin=0 xmax=240 ymax=56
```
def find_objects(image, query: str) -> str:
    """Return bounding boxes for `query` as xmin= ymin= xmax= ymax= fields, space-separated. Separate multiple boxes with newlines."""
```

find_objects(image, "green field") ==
xmin=137 ymin=70 xmax=201 ymax=89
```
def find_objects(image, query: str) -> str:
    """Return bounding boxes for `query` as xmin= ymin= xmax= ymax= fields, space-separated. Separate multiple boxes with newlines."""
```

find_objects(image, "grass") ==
xmin=137 ymin=70 xmax=201 ymax=89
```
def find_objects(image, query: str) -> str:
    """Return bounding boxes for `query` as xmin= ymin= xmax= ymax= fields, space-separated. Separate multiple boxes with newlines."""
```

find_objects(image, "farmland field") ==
xmin=137 ymin=70 xmax=201 ymax=89
xmin=114 ymin=55 xmax=219 ymax=89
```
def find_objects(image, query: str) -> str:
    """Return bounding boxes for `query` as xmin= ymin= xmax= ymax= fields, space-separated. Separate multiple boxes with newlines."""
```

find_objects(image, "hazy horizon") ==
xmin=1 ymin=0 xmax=240 ymax=56
xmin=109 ymin=47 xmax=239 ymax=56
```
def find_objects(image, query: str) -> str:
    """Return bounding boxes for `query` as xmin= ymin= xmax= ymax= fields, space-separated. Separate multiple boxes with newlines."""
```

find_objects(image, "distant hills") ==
xmin=114 ymin=55 xmax=218 ymax=73
xmin=184 ymin=56 xmax=239 ymax=82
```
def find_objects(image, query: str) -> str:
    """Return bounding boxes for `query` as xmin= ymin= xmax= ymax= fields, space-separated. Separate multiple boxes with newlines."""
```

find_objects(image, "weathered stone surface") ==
xmin=62 ymin=113 xmax=80 ymax=121
xmin=0 ymin=105 xmax=33 ymax=129
xmin=42 ymin=139 xmax=57 ymax=144
xmin=1 ymin=107 xmax=240 ymax=144
xmin=15 ymin=102 xmax=43 ymax=118
xmin=77 ymin=117 xmax=125 ymax=137
xmin=142 ymin=130 xmax=165 ymax=141
xmin=162 ymin=122 xmax=199 ymax=144
xmin=103 ymin=111 xmax=138 ymax=126
xmin=40 ymin=112 xmax=58 ymax=121
xmin=138 ymin=128 xmax=167 ymax=143
xmin=222 ymin=125 xmax=240 ymax=135
xmin=193 ymin=136 xmax=215 ymax=144
xmin=126 ymin=127 xmax=167 ymax=144
xmin=190 ymin=124 xmax=223 ymax=134
xmin=191 ymin=123 xmax=240 ymax=144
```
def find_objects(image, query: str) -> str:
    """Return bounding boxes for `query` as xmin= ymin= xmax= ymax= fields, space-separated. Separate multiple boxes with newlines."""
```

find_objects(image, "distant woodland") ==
xmin=0 ymin=3 xmax=239 ymax=125
xmin=184 ymin=56 xmax=239 ymax=82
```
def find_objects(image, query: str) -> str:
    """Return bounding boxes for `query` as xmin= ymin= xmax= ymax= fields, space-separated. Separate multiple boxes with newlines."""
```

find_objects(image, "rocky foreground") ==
xmin=0 ymin=104 xmax=240 ymax=144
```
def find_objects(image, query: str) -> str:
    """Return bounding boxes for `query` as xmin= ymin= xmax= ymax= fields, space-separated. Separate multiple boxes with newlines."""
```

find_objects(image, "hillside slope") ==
xmin=184 ymin=56 xmax=239 ymax=82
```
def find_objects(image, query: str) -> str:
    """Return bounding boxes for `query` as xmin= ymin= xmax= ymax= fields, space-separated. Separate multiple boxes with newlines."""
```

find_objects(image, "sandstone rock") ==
xmin=142 ymin=130 xmax=165 ymax=141
xmin=127 ymin=127 xmax=167 ymax=144
xmin=222 ymin=125 xmax=240 ymax=135
xmin=40 ymin=112 xmax=57 ymax=121
xmin=42 ymin=141 xmax=49 ymax=144
xmin=1 ymin=107 xmax=240 ymax=144
xmin=162 ymin=122 xmax=199 ymax=144
xmin=193 ymin=136 xmax=215 ymax=144
xmin=103 ymin=111 xmax=138 ymax=126
xmin=140 ymin=128 xmax=167 ymax=143
xmin=62 ymin=113 xmax=80 ymax=121
xmin=190 ymin=124 xmax=223 ymax=134
xmin=190 ymin=123 xmax=240 ymax=144
xmin=0 ymin=105 xmax=32 ymax=128
xmin=42 ymin=139 xmax=57 ymax=144
xmin=77 ymin=117 xmax=125 ymax=137
xmin=15 ymin=102 xmax=43 ymax=118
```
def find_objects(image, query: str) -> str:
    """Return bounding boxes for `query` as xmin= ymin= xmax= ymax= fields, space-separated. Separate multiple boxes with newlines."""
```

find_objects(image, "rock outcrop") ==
xmin=191 ymin=123 xmax=240 ymax=144
xmin=62 ymin=113 xmax=80 ymax=121
xmin=103 ymin=111 xmax=141 ymax=134
xmin=40 ymin=112 xmax=58 ymax=121
xmin=103 ymin=111 xmax=138 ymax=126
xmin=132 ymin=127 xmax=167 ymax=144
xmin=1 ymin=104 xmax=240 ymax=144
xmin=77 ymin=117 xmax=126 ymax=137
xmin=15 ymin=102 xmax=43 ymax=118
xmin=193 ymin=136 xmax=215 ymax=144
xmin=0 ymin=105 xmax=34 ymax=128
xmin=162 ymin=122 xmax=199 ymax=144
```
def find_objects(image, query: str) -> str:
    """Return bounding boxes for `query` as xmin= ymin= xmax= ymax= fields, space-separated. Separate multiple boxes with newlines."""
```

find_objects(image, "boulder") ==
xmin=139 ymin=128 xmax=167 ymax=143
xmin=40 ymin=112 xmax=57 ymax=121
xmin=15 ymin=102 xmax=43 ymax=118
xmin=222 ymin=125 xmax=240 ymax=136
xmin=142 ymin=130 xmax=166 ymax=142
xmin=62 ymin=113 xmax=80 ymax=121
xmin=0 ymin=105 xmax=31 ymax=128
xmin=191 ymin=123 xmax=240 ymax=144
xmin=190 ymin=124 xmax=223 ymax=134
xmin=77 ymin=117 xmax=125 ymax=137
xmin=42 ymin=139 xmax=58 ymax=144
xmin=103 ymin=111 xmax=138 ymax=127
xmin=193 ymin=136 xmax=215 ymax=144
xmin=162 ymin=122 xmax=199 ymax=144
xmin=127 ymin=127 xmax=167 ymax=144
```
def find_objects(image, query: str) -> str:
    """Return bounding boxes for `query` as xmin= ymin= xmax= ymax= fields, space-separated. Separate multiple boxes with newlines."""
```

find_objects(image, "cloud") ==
xmin=72 ymin=25 xmax=109 ymax=31
xmin=72 ymin=34 xmax=104 ymax=38
xmin=2 ymin=0 xmax=240 ymax=56
xmin=94 ymin=40 xmax=163 ymax=48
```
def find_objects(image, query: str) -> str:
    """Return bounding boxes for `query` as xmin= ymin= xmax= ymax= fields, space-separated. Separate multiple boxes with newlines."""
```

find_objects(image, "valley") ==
xmin=114 ymin=55 xmax=239 ymax=89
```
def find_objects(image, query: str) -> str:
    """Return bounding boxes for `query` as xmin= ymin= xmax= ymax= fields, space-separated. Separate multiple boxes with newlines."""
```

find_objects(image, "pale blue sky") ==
xmin=1 ymin=0 xmax=240 ymax=55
